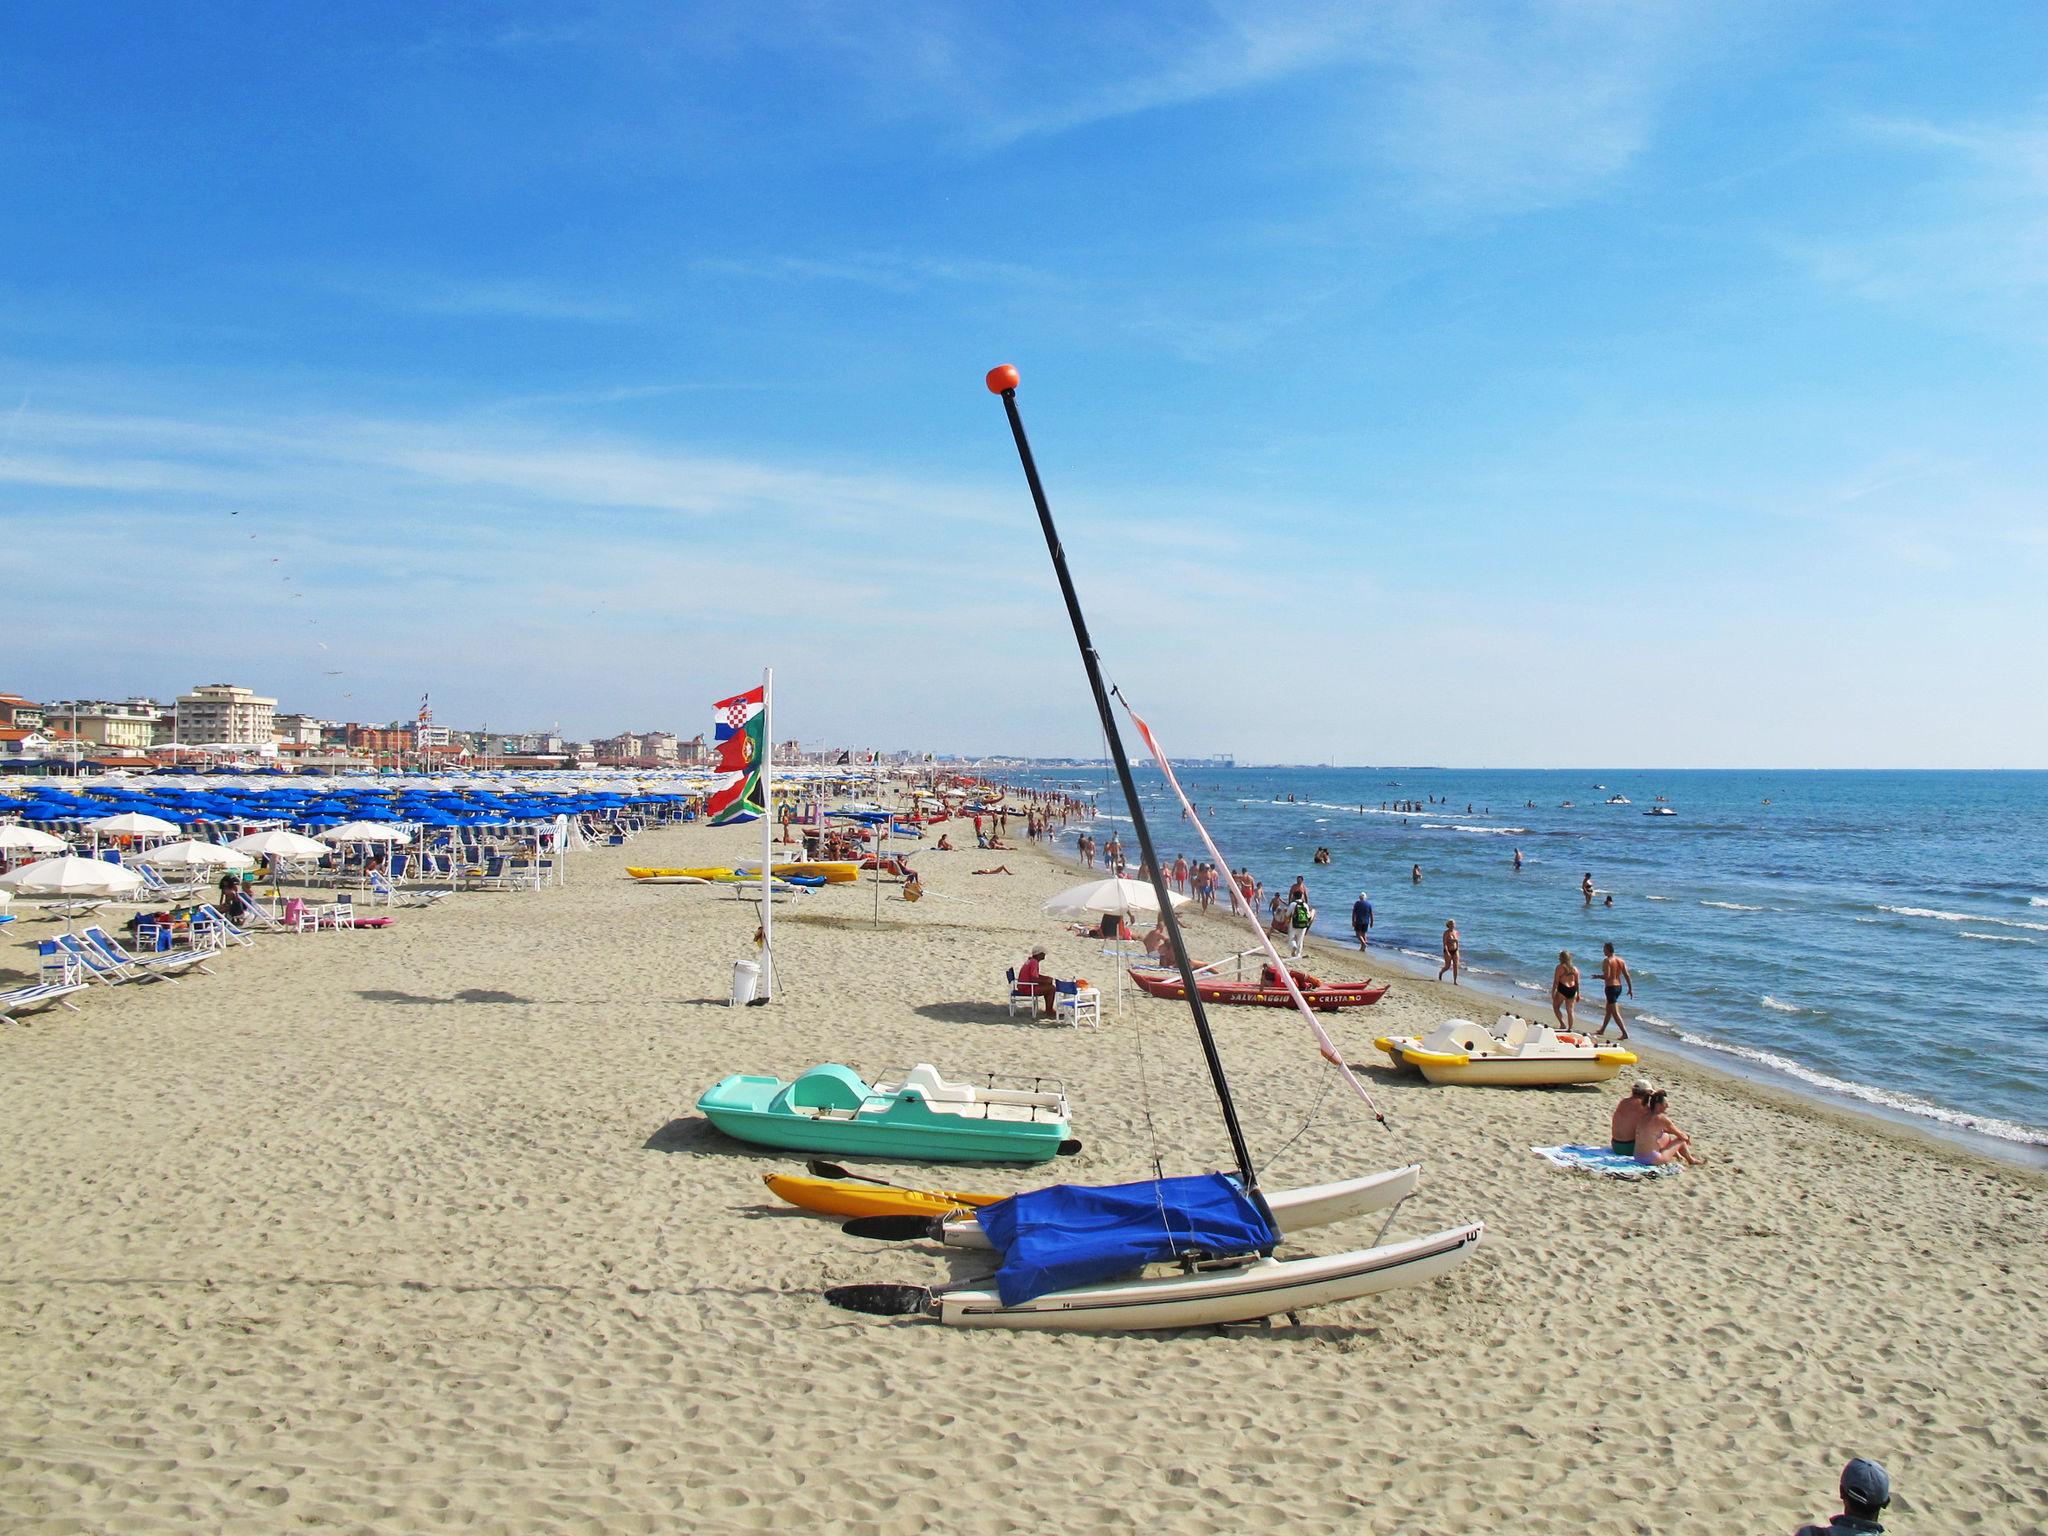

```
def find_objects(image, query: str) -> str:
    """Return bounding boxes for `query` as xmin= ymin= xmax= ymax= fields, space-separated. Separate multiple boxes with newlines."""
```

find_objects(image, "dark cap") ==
xmin=1841 ymin=1458 xmax=1890 ymax=1509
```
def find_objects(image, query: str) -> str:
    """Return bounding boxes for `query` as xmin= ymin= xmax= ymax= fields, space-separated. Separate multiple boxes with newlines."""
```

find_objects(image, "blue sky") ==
xmin=2 ymin=2 xmax=2042 ymax=765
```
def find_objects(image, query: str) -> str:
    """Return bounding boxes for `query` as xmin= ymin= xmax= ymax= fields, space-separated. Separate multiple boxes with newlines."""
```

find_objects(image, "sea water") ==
xmin=1009 ymin=767 xmax=2047 ymax=1157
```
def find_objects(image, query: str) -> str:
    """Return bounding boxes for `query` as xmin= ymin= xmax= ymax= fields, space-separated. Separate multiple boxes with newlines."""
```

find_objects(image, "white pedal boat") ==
xmin=1376 ymin=1012 xmax=1636 ymax=1086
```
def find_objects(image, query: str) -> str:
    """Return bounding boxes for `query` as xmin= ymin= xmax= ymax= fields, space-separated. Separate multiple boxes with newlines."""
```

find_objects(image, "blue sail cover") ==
xmin=975 ymin=1173 xmax=1278 ymax=1306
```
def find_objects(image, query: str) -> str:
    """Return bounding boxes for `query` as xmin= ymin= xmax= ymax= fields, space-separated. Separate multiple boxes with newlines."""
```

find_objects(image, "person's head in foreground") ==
xmin=1631 ymin=1079 xmax=1657 ymax=1101
xmin=1796 ymin=1457 xmax=1890 ymax=1533
xmin=1839 ymin=1458 xmax=1889 ymax=1519
xmin=1030 ymin=945 xmax=1046 ymax=959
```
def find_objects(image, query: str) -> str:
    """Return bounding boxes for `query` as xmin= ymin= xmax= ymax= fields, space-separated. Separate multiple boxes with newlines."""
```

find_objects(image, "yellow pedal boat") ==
xmin=762 ymin=1172 xmax=1000 ymax=1220
xmin=1375 ymin=1013 xmax=1636 ymax=1086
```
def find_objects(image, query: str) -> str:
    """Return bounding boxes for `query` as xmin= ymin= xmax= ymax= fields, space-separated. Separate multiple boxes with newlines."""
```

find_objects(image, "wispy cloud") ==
xmin=1776 ymin=108 xmax=2048 ymax=334
xmin=690 ymin=251 xmax=1049 ymax=296
xmin=315 ymin=272 xmax=640 ymax=323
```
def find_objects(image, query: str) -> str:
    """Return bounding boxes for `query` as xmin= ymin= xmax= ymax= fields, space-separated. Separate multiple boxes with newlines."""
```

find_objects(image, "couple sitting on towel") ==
xmin=1611 ymin=1080 xmax=1702 ymax=1167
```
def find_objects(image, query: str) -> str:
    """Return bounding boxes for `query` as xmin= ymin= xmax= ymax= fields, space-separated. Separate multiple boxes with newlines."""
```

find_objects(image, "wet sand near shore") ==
xmin=2 ymin=822 xmax=2042 ymax=1533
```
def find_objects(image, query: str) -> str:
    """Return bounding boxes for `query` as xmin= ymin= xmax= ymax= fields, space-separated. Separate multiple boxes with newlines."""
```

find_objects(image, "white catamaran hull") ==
xmin=935 ymin=1164 xmax=1423 ymax=1250
xmin=936 ymin=1220 xmax=1483 ymax=1332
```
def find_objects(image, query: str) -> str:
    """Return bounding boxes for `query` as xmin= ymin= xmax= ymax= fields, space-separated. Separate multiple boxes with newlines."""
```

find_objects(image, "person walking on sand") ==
xmin=1595 ymin=942 xmax=1632 ymax=1039
xmin=1551 ymin=949 xmax=1581 ymax=1029
xmin=1438 ymin=919 xmax=1461 ymax=984
xmin=1351 ymin=891 xmax=1374 ymax=949
xmin=1582 ymin=871 xmax=1595 ymax=906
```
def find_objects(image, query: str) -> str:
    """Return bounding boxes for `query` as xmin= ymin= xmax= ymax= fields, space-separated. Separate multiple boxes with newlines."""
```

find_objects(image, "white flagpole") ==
xmin=759 ymin=666 xmax=774 ymax=999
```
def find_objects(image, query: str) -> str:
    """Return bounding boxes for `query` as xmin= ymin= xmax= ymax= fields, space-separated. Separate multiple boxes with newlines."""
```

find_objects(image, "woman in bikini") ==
xmin=1438 ymin=919 xmax=1461 ymax=984
xmin=1634 ymin=1090 xmax=1703 ymax=1167
xmin=1551 ymin=949 xmax=1581 ymax=1029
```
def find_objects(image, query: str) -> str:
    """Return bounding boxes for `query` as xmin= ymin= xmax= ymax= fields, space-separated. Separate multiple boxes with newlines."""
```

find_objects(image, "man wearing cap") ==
xmin=1351 ymin=892 xmax=1373 ymax=950
xmin=1015 ymin=946 xmax=1058 ymax=1019
xmin=1794 ymin=1458 xmax=1891 ymax=1534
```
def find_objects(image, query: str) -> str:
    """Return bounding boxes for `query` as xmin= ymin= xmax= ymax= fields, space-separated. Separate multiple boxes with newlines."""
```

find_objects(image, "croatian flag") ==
xmin=707 ymin=686 xmax=766 ymax=824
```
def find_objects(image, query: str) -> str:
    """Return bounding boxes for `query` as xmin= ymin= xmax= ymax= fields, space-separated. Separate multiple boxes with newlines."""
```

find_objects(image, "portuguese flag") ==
xmin=707 ymin=685 xmax=766 ymax=824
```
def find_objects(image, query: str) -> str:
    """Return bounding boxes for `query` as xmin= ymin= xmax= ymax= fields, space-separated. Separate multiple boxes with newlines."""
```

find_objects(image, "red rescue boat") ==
xmin=1128 ymin=966 xmax=1388 ymax=1011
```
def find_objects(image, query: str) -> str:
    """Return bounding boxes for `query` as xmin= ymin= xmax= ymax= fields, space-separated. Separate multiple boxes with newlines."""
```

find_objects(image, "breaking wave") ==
xmin=1880 ymin=905 xmax=2048 ymax=933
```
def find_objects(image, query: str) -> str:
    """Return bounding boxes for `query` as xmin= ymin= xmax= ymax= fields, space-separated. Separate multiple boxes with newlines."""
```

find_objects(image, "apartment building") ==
xmin=173 ymin=683 xmax=277 ymax=745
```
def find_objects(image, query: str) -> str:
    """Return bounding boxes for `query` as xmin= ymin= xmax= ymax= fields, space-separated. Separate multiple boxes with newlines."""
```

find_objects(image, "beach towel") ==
xmin=1532 ymin=1144 xmax=1680 ymax=1181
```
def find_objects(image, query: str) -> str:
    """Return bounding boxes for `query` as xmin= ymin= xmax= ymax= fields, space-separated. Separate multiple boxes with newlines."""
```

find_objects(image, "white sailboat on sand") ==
xmin=826 ymin=367 xmax=1483 ymax=1333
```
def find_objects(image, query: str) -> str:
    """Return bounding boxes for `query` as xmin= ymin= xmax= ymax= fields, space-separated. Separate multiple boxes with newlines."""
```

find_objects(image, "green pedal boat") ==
xmin=695 ymin=1063 xmax=1074 ymax=1163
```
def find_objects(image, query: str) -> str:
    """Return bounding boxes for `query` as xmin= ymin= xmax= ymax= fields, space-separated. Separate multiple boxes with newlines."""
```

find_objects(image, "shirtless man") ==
xmin=1595 ymin=942 xmax=1632 ymax=1039
xmin=1610 ymin=1079 xmax=1654 ymax=1157
xmin=1551 ymin=949 xmax=1581 ymax=1029
xmin=1438 ymin=919 xmax=1461 ymax=985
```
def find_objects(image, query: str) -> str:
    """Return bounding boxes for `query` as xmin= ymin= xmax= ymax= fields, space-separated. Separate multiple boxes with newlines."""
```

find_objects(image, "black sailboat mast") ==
xmin=986 ymin=365 xmax=1262 ymax=1197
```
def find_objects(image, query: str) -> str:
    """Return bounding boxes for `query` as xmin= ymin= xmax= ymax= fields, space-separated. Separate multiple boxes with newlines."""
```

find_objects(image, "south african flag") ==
xmin=707 ymin=686 xmax=766 ymax=824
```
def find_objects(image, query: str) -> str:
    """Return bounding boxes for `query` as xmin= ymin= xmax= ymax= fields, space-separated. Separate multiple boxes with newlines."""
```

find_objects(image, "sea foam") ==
xmin=1638 ymin=1019 xmax=2048 ymax=1148
xmin=1880 ymin=905 xmax=2048 ymax=933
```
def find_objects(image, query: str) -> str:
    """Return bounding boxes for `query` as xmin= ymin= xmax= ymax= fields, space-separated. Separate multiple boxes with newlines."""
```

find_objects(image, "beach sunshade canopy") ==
xmin=0 ymin=825 xmax=68 ymax=854
xmin=147 ymin=840 xmax=256 ymax=871
xmin=229 ymin=829 xmax=331 ymax=859
xmin=316 ymin=821 xmax=410 ymax=843
xmin=0 ymin=854 xmax=146 ymax=897
xmin=1042 ymin=877 xmax=1189 ymax=919
xmin=86 ymin=811 xmax=181 ymax=836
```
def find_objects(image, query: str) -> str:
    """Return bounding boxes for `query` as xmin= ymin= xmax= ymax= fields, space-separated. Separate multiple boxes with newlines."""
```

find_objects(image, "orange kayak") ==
xmin=762 ymin=1173 xmax=1001 ymax=1220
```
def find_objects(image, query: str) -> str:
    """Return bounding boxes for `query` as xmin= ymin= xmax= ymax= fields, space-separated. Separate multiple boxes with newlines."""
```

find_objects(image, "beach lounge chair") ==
xmin=368 ymin=872 xmax=451 ymax=909
xmin=44 ymin=933 xmax=149 ymax=986
xmin=135 ymin=863 xmax=201 ymax=900
xmin=190 ymin=903 xmax=256 ymax=946
xmin=2 ymin=977 xmax=88 ymax=1023
xmin=1 ymin=960 xmax=87 ymax=1024
xmin=82 ymin=924 xmax=218 ymax=980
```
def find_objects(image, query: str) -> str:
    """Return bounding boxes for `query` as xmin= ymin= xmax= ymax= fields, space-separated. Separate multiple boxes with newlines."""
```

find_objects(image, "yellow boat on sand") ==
xmin=1376 ymin=1012 xmax=1636 ymax=1086
xmin=763 ymin=1172 xmax=1000 ymax=1220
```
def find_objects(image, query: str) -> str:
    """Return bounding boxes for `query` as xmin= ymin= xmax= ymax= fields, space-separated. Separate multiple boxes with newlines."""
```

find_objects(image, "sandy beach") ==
xmin=2 ymin=820 xmax=2043 ymax=1534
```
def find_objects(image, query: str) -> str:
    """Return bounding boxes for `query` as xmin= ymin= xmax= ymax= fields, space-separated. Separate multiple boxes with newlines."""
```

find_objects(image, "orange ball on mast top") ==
xmin=985 ymin=364 xmax=1019 ymax=394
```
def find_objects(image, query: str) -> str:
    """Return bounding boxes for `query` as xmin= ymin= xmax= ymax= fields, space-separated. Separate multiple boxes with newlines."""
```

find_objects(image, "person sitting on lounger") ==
xmin=1016 ymin=946 xmax=1058 ymax=1019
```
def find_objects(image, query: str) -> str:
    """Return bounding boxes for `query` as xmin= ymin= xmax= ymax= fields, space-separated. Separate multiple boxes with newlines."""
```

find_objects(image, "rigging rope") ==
xmin=1111 ymin=687 xmax=1390 ymax=1130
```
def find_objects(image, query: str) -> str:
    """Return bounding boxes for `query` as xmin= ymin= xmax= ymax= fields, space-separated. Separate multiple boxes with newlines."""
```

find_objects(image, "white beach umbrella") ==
xmin=229 ymin=830 xmax=331 ymax=859
xmin=316 ymin=820 xmax=410 ymax=843
xmin=148 ymin=840 xmax=256 ymax=871
xmin=0 ymin=855 xmax=145 ymax=898
xmin=1043 ymin=876 xmax=1189 ymax=919
xmin=0 ymin=825 xmax=68 ymax=854
xmin=86 ymin=812 xmax=180 ymax=837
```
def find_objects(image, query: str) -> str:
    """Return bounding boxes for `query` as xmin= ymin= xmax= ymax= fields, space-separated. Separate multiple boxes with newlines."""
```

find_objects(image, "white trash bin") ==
xmin=730 ymin=959 xmax=760 ymax=1008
